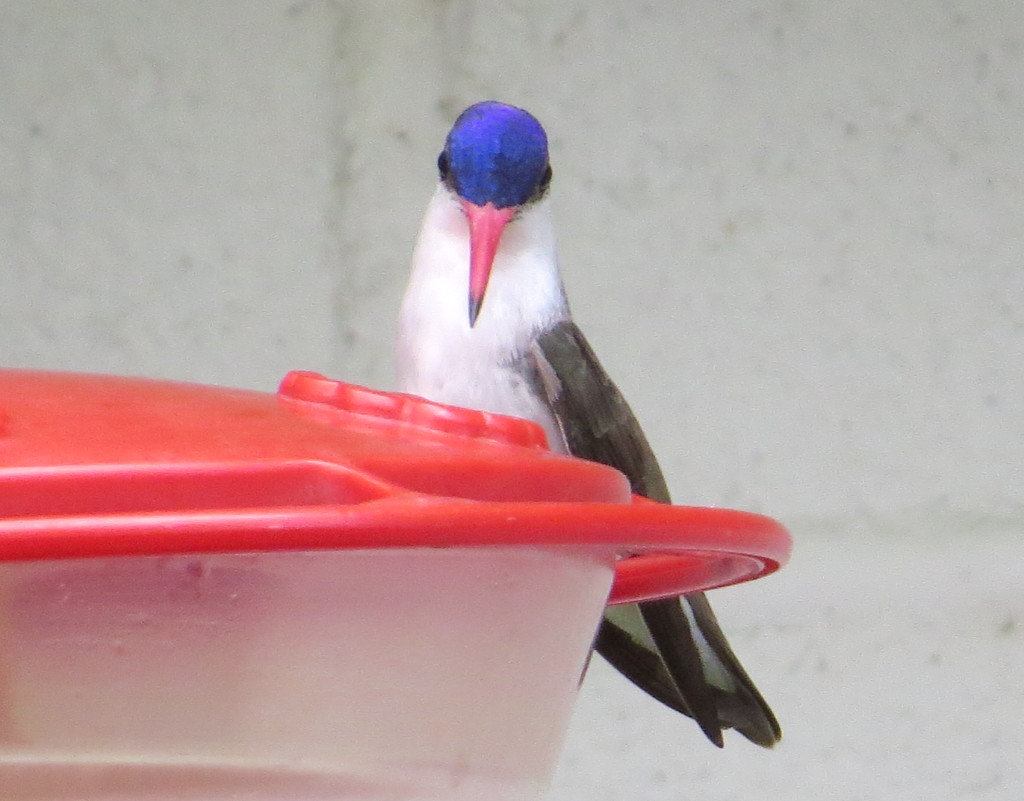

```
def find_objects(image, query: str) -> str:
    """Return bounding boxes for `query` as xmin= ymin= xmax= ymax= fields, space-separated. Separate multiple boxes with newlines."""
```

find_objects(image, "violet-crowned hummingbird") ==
xmin=396 ymin=101 xmax=779 ymax=748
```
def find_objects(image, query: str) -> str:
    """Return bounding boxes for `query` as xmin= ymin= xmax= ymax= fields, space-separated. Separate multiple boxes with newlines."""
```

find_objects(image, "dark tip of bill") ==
xmin=468 ymin=294 xmax=483 ymax=327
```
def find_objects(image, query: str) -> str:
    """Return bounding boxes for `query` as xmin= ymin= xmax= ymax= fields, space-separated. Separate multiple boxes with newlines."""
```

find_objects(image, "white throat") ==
xmin=396 ymin=185 xmax=570 ymax=446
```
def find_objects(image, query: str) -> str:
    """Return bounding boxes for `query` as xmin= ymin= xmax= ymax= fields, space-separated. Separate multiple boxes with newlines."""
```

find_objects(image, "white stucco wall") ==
xmin=1 ymin=2 xmax=1021 ymax=799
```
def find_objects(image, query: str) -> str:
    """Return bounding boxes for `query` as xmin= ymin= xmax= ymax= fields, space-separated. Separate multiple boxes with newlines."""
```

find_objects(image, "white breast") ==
xmin=396 ymin=185 xmax=570 ymax=451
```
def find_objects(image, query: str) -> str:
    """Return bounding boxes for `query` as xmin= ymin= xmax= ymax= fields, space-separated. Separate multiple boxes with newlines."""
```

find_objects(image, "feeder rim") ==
xmin=0 ymin=494 xmax=789 ymax=605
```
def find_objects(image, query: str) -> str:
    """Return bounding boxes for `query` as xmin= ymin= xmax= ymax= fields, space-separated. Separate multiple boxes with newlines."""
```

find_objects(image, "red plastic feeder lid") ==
xmin=0 ymin=369 xmax=790 ymax=604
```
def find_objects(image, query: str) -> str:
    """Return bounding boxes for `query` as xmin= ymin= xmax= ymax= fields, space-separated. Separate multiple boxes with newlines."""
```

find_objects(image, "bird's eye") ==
xmin=528 ymin=163 xmax=553 ymax=203
xmin=437 ymin=151 xmax=450 ymax=179
xmin=539 ymin=164 xmax=552 ymax=189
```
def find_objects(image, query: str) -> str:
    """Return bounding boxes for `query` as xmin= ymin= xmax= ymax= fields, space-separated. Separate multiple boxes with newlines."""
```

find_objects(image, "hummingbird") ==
xmin=396 ymin=100 xmax=780 ymax=748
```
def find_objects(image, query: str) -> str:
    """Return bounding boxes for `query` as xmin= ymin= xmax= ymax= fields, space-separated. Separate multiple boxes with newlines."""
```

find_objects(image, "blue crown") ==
xmin=442 ymin=101 xmax=550 ymax=208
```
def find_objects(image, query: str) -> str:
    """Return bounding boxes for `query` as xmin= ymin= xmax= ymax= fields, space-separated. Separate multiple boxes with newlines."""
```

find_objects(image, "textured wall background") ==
xmin=1 ymin=2 xmax=1021 ymax=799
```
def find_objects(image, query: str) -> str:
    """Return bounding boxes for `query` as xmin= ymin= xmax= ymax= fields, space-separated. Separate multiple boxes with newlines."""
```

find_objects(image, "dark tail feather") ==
xmin=640 ymin=598 xmax=726 ymax=746
xmin=686 ymin=592 xmax=781 ymax=747
xmin=595 ymin=594 xmax=780 ymax=749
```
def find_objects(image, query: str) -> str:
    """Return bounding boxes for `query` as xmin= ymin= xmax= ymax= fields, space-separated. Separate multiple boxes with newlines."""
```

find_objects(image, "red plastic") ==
xmin=0 ymin=369 xmax=790 ymax=603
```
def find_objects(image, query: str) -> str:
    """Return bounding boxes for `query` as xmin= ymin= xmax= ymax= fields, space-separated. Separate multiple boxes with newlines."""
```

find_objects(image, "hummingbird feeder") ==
xmin=0 ymin=368 xmax=789 ymax=801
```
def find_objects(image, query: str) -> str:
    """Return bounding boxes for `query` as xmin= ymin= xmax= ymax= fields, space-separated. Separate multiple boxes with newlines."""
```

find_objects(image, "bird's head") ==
xmin=438 ymin=101 xmax=552 ymax=326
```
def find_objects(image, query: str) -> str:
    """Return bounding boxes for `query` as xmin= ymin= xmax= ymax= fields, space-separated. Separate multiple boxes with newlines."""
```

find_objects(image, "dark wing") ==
xmin=526 ymin=319 xmax=780 ymax=748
